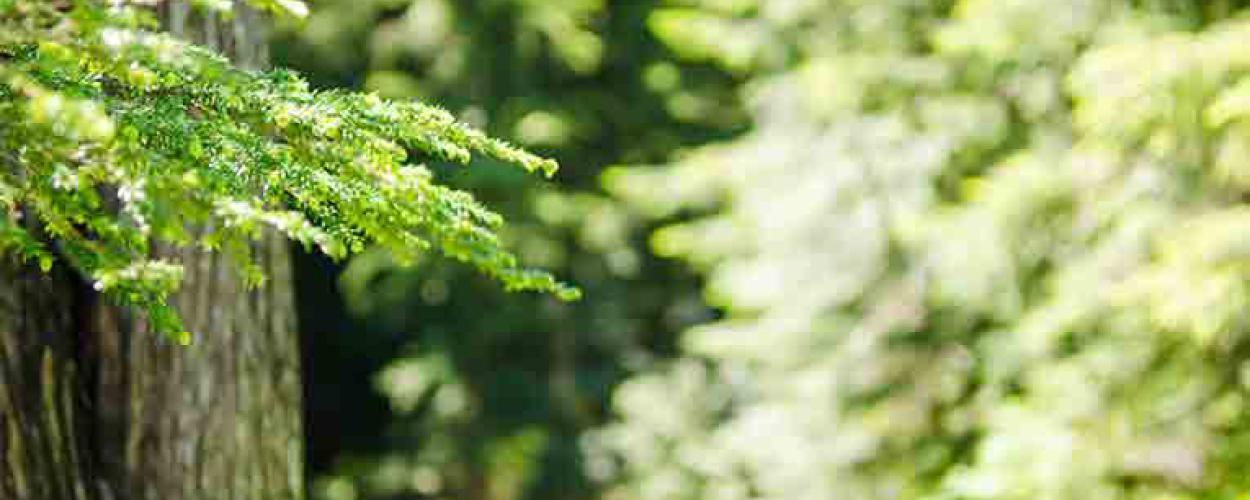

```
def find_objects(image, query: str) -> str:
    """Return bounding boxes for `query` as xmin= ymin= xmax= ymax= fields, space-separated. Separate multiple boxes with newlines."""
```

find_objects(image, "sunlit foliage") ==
xmin=591 ymin=0 xmax=1250 ymax=498
xmin=0 ymin=0 xmax=574 ymax=341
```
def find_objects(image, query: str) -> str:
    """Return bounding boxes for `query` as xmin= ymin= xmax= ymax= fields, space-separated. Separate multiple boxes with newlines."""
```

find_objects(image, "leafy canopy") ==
xmin=591 ymin=0 xmax=1250 ymax=498
xmin=0 ymin=0 xmax=578 ymax=343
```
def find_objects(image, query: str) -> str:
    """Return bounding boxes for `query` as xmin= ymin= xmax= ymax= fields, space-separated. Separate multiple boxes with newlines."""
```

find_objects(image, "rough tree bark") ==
xmin=0 ymin=2 xmax=305 ymax=499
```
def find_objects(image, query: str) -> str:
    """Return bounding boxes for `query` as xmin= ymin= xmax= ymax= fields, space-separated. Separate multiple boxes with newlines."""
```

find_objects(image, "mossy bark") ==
xmin=0 ymin=2 xmax=305 ymax=499
xmin=0 ymin=261 xmax=91 ymax=500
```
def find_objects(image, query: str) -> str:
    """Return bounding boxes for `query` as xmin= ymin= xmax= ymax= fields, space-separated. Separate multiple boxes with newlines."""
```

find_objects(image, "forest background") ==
xmin=282 ymin=1 xmax=1250 ymax=499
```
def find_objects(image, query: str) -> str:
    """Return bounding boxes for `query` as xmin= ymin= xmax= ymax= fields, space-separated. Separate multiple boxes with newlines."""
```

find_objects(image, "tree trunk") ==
xmin=0 ymin=2 xmax=305 ymax=499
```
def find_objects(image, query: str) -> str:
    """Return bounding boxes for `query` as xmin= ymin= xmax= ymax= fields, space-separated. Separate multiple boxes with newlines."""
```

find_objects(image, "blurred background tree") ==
xmin=271 ymin=1 xmax=739 ymax=498
xmin=590 ymin=0 xmax=1250 ymax=498
xmin=270 ymin=0 xmax=1250 ymax=499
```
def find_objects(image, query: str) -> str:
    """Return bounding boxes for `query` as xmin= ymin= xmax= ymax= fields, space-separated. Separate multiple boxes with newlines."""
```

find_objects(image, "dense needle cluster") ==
xmin=0 ymin=0 xmax=578 ymax=342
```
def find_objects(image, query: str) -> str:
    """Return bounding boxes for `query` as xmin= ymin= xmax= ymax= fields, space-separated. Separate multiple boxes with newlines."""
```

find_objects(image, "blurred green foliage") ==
xmin=589 ymin=0 xmax=1250 ymax=498
xmin=273 ymin=1 xmax=735 ymax=498
xmin=278 ymin=0 xmax=1250 ymax=498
